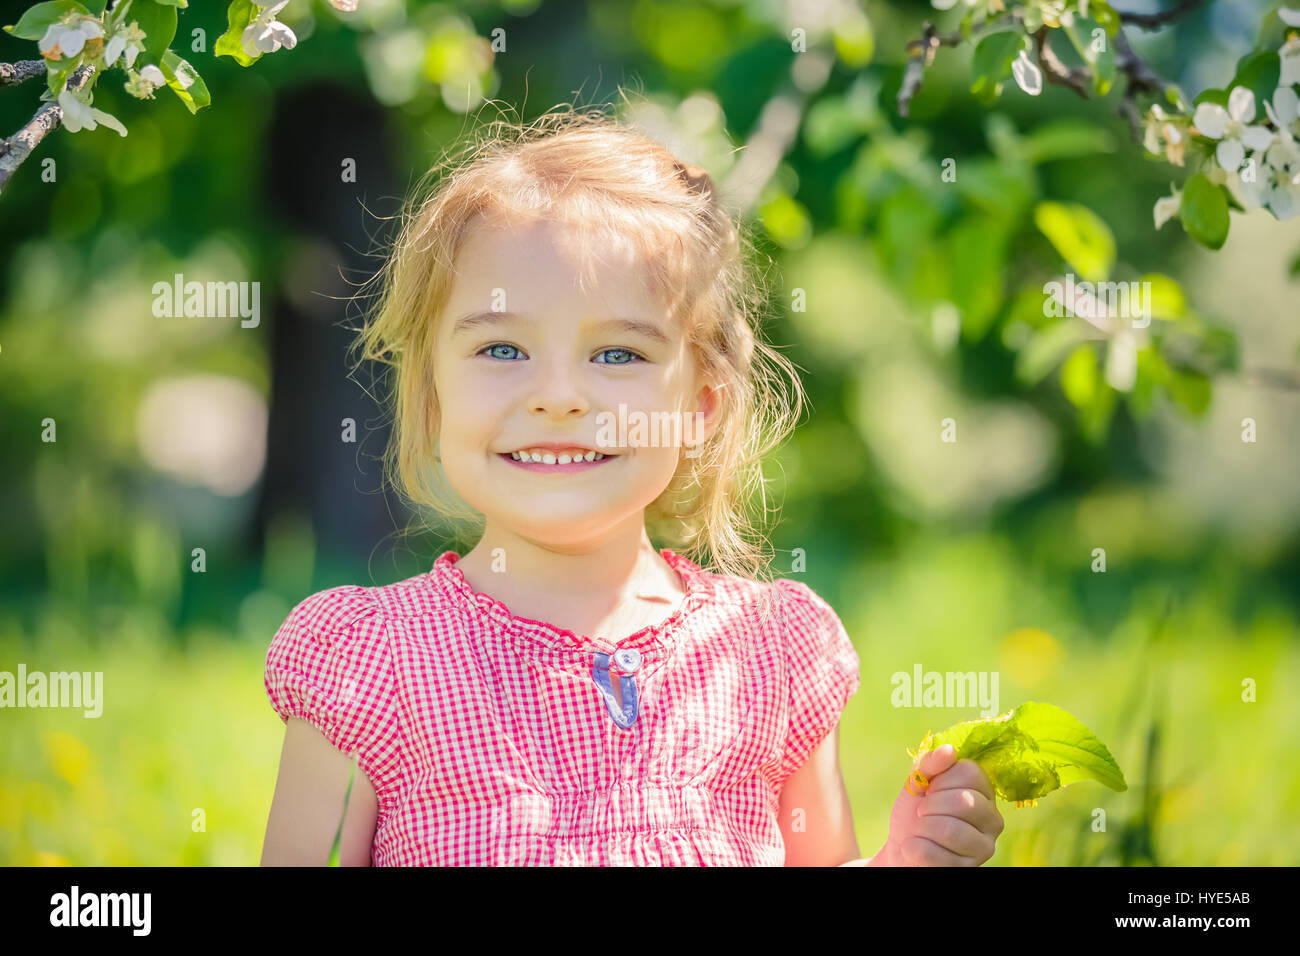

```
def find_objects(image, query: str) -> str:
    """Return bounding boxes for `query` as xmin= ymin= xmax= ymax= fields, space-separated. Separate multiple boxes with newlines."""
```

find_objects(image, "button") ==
xmin=613 ymin=648 xmax=642 ymax=672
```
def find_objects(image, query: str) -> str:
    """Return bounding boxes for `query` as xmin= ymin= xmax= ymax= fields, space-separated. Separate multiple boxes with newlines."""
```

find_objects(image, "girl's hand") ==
xmin=879 ymin=743 xmax=1004 ymax=866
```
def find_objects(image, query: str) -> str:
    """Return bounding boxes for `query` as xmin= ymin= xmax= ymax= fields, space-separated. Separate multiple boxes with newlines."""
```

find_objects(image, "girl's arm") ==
xmin=261 ymin=717 xmax=379 ymax=866
xmin=777 ymin=726 xmax=865 ymax=866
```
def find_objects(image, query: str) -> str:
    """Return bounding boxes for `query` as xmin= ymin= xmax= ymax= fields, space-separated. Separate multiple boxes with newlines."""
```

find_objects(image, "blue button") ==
xmin=613 ymin=648 xmax=642 ymax=672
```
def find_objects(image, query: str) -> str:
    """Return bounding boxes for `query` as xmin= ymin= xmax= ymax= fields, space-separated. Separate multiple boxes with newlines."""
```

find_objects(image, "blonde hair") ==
xmin=352 ymin=100 xmax=806 ymax=583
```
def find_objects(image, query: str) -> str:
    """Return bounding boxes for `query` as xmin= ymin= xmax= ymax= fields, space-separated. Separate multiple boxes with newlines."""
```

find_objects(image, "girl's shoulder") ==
xmin=270 ymin=568 xmax=457 ymax=652
xmin=693 ymin=560 xmax=842 ymax=631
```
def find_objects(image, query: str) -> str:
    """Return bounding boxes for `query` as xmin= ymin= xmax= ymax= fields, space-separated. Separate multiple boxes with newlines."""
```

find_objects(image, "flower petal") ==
xmin=1279 ymin=7 xmax=1300 ymax=26
xmin=1216 ymin=137 xmax=1245 ymax=171
xmin=241 ymin=25 xmax=263 ymax=57
xmin=1241 ymin=124 xmax=1275 ymax=152
xmin=104 ymin=34 xmax=125 ymax=65
xmin=57 ymin=90 xmax=93 ymax=132
xmin=268 ymin=22 xmax=297 ymax=49
xmin=1228 ymin=85 xmax=1256 ymax=123
xmin=1153 ymin=193 xmax=1181 ymax=229
xmin=1012 ymin=50 xmax=1043 ymax=95
xmin=1274 ymin=85 xmax=1300 ymax=126
xmin=1269 ymin=185 xmax=1300 ymax=219
xmin=38 ymin=25 xmax=62 ymax=54
xmin=91 ymin=107 xmax=128 ymax=136
xmin=60 ymin=29 xmax=86 ymax=57
xmin=1193 ymin=102 xmax=1229 ymax=139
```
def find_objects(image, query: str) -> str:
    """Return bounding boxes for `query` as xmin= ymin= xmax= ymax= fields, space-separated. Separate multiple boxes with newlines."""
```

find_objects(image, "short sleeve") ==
xmin=264 ymin=586 xmax=402 ymax=800
xmin=770 ymin=578 xmax=861 ymax=789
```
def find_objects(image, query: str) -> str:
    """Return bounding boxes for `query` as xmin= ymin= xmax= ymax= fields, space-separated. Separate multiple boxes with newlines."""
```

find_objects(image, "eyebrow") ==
xmin=450 ymin=310 xmax=671 ymax=346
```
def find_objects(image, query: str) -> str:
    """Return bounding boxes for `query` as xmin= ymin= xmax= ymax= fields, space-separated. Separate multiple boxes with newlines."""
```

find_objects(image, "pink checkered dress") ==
xmin=264 ymin=548 xmax=860 ymax=866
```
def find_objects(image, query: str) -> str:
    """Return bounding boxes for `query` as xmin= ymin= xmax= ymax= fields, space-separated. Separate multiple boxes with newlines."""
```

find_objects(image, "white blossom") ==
xmin=242 ymin=0 xmax=297 ymax=57
xmin=1153 ymin=185 xmax=1181 ymax=229
xmin=103 ymin=21 xmax=146 ymax=69
xmin=58 ymin=89 xmax=127 ymax=136
xmin=1012 ymin=49 xmax=1043 ymax=95
xmin=38 ymin=16 xmax=103 ymax=60
xmin=1193 ymin=87 xmax=1274 ymax=172
xmin=1279 ymin=7 xmax=1300 ymax=27
xmin=1281 ymin=34 xmax=1300 ymax=87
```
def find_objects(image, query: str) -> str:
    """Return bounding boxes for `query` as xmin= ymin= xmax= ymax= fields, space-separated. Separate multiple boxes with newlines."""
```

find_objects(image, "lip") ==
xmin=505 ymin=442 xmax=616 ymax=455
xmin=498 ymin=452 xmax=616 ymax=474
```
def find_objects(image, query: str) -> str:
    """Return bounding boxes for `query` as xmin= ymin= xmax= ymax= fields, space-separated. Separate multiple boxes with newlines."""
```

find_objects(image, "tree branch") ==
xmin=0 ymin=64 xmax=93 ymax=195
xmin=0 ymin=60 xmax=47 ymax=86
xmin=1033 ymin=27 xmax=1091 ymax=99
xmin=1114 ymin=0 xmax=1202 ymax=30
xmin=898 ymin=22 xmax=962 ymax=118
xmin=1115 ymin=28 xmax=1168 ymax=139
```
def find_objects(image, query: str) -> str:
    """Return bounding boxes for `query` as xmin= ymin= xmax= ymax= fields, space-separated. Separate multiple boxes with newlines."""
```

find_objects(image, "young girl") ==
xmin=259 ymin=107 xmax=1003 ymax=866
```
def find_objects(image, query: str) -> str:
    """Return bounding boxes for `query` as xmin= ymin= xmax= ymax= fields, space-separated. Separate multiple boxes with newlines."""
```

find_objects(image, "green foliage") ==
xmin=970 ymin=31 xmax=1025 ymax=105
xmin=214 ymin=0 xmax=260 ymax=67
xmin=909 ymin=701 xmax=1127 ymax=805
xmin=1179 ymin=173 xmax=1230 ymax=250
xmin=1033 ymin=200 xmax=1116 ymax=282
xmin=132 ymin=0 xmax=177 ymax=65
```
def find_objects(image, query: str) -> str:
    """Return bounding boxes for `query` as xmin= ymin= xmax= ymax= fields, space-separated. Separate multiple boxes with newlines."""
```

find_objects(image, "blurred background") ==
xmin=1 ymin=0 xmax=1297 ymax=865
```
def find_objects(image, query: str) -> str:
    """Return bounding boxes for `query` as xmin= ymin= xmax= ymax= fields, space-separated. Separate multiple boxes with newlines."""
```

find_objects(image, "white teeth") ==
xmin=507 ymin=449 xmax=607 ymax=464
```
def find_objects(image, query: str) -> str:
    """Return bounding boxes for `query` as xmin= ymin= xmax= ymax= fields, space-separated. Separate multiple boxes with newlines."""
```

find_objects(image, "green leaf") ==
xmin=5 ymin=0 xmax=90 ymax=39
xmin=1015 ymin=317 xmax=1090 ymax=385
xmin=45 ymin=57 xmax=74 ymax=95
xmin=832 ymin=11 xmax=873 ymax=68
xmin=948 ymin=217 xmax=1008 ymax=342
xmin=1167 ymin=367 xmax=1212 ymax=415
xmin=909 ymin=701 xmax=1127 ymax=806
xmin=1092 ymin=34 xmax=1116 ymax=96
xmin=1021 ymin=119 xmax=1117 ymax=164
xmin=970 ymin=31 xmax=1024 ymax=105
xmin=1060 ymin=344 xmax=1099 ymax=408
xmin=1090 ymin=0 xmax=1121 ymax=36
xmin=1193 ymin=87 xmax=1228 ymax=107
xmin=1229 ymin=51 xmax=1280 ymax=119
xmin=1140 ymin=272 xmax=1186 ymax=320
xmin=160 ymin=49 xmax=209 ymax=113
xmin=132 ymin=0 xmax=178 ymax=64
xmin=1033 ymin=200 xmax=1116 ymax=282
xmin=214 ymin=0 xmax=260 ymax=66
xmin=1179 ymin=173 xmax=1230 ymax=249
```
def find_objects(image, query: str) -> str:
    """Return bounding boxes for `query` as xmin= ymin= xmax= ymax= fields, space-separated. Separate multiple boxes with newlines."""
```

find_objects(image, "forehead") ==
xmin=443 ymin=215 xmax=671 ymax=321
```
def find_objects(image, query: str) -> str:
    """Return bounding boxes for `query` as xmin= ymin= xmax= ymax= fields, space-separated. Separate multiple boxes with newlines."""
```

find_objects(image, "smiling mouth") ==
xmin=497 ymin=448 xmax=618 ymax=471
xmin=503 ymin=448 xmax=614 ymax=464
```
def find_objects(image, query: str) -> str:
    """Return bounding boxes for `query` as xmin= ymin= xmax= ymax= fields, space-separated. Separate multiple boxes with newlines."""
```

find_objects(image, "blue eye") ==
xmin=480 ymin=343 xmax=524 ymax=360
xmin=594 ymin=348 xmax=643 ymax=365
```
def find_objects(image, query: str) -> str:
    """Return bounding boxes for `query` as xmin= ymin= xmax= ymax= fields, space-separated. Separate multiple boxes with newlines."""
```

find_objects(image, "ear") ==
xmin=688 ymin=378 xmax=725 ymax=447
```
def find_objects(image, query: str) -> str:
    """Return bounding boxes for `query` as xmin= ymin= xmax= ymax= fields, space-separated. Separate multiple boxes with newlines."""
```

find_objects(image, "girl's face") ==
xmin=432 ymin=216 xmax=720 ymax=548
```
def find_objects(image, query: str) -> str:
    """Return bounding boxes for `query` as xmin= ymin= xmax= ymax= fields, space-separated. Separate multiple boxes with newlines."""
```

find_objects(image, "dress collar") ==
xmin=429 ymin=547 xmax=713 ymax=654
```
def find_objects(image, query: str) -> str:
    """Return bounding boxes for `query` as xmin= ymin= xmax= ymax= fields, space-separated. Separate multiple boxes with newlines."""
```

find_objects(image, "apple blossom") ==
xmin=57 ymin=89 xmax=127 ymax=136
xmin=38 ymin=15 xmax=103 ymax=60
xmin=242 ymin=1 xmax=298 ymax=58
xmin=1192 ymin=87 xmax=1274 ymax=172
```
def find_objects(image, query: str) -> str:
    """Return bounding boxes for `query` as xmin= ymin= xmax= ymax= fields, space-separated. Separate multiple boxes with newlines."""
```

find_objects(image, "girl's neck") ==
xmin=453 ymin=523 xmax=687 ymax=637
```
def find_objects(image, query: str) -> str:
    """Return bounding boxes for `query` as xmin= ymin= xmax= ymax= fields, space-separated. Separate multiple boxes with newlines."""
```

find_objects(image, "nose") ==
xmin=526 ymin=356 xmax=590 ymax=420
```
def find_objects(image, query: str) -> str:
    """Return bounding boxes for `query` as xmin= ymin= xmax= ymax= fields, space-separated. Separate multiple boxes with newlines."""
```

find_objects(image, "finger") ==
xmin=899 ymin=834 xmax=979 ymax=867
xmin=915 ymin=814 xmax=995 ymax=863
xmin=928 ymin=758 xmax=995 ymax=801
xmin=916 ymin=744 xmax=958 ymax=781
xmin=917 ymin=788 xmax=1004 ymax=837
